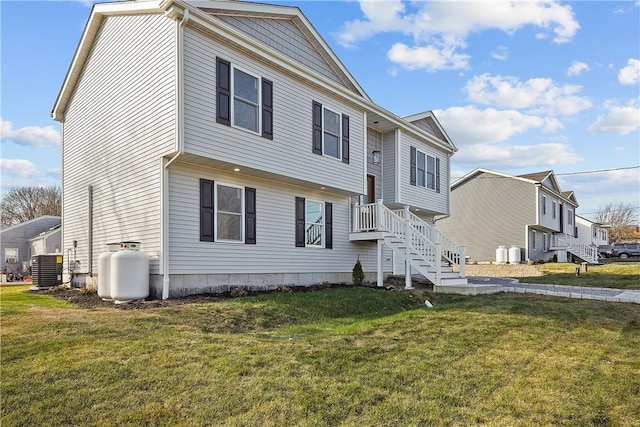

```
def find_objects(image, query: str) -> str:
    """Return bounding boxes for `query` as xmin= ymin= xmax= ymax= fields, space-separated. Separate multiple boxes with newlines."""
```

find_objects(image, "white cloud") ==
xmin=588 ymin=100 xmax=640 ymax=135
xmin=1 ymin=119 xmax=61 ymax=148
xmin=465 ymin=74 xmax=592 ymax=115
xmin=434 ymin=106 xmax=562 ymax=146
xmin=387 ymin=43 xmax=470 ymax=72
xmin=618 ymin=58 xmax=640 ymax=85
xmin=0 ymin=158 xmax=41 ymax=179
xmin=491 ymin=45 xmax=509 ymax=61
xmin=337 ymin=1 xmax=580 ymax=70
xmin=567 ymin=61 xmax=589 ymax=76
xmin=453 ymin=142 xmax=582 ymax=168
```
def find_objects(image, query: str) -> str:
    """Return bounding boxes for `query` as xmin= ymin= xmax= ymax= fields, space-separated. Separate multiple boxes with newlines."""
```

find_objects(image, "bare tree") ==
xmin=0 ymin=185 xmax=61 ymax=226
xmin=594 ymin=202 xmax=639 ymax=243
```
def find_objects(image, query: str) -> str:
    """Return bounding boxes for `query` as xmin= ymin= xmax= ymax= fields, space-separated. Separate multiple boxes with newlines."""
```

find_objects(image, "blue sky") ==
xmin=1 ymin=0 xmax=639 ymax=221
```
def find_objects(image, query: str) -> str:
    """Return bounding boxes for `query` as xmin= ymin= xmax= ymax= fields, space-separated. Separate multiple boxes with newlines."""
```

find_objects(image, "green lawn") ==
xmin=2 ymin=284 xmax=639 ymax=426
xmin=519 ymin=262 xmax=640 ymax=289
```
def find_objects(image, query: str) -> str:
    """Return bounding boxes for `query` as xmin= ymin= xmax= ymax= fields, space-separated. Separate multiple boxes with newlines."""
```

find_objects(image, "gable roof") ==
xmin=0 ymin=216 xmax=61 ymax=235
xmin=452 ymin=168 xmax=578 ymax=207
xmin=402 ymin=111 xmax=457 ymax=152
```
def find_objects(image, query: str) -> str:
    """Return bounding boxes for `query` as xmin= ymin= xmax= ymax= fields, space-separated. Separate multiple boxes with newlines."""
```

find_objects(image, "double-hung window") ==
xmin=312 ymin=101 xmax=349 ymax=163
xmin=4 ymin=248 xmax=18 ymax=264
xmin=233 ymin=68 xmax=259 ymax=133
xmin=216 ymin=57 xmax=273 ymax=139
xmin=200 ymin=179 xmax=257 ymax=244
xmin=305 ymin=200 xmax=324 ymax=247
xmin=410 ymin=147 xmax=440 ymax=192
xmin=216 ymin=184 xmax=244 ymax=242
xmin=552 ymin=201 xmax=556 ymax=219
xmin=542 ymin=195 xmax=547 ymax=215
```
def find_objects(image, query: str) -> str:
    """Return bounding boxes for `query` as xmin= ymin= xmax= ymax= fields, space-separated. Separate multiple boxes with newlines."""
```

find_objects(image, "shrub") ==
xmin=352 ymin=257 xmax=365 ymax=286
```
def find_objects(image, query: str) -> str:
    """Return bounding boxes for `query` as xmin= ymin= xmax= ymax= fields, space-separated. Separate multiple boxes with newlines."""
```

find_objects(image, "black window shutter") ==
xmin=295 ymin=197 xmax=305 ymax=247
xmin=262 ymin=79 xmax=273 ymax=140
xmin=435 ymin=157 xmax=441 ymax=193
xmin=312 ymin=101 xmax=323 ymax=155
xmin=200 ymin=179 xmax=215 ymax=242
xmin=216 ymin=57 xmax=231 ymax=126
xmin=245 ymin=187 xmax=256 ymax=244
xmin=325 ymin=202 xmax=333 ymax=249
xmin=410 ymin=146 xmax=417 ymax=186
xmin=341 ymin=115 xmax=350 ymax=164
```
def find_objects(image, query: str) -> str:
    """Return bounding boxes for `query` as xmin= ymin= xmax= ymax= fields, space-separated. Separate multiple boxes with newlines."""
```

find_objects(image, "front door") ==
xmin=367 ymin=174 xmax=376 ymax=204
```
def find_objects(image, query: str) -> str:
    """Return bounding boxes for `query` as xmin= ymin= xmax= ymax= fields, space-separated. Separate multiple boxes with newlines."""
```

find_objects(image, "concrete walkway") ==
xmin=467 ymin=277 xmax=640 ymax=304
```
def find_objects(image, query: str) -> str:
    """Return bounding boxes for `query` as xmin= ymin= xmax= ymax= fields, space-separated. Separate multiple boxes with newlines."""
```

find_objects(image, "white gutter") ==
xmin=160 ymin=8 xmax=189 ymax=300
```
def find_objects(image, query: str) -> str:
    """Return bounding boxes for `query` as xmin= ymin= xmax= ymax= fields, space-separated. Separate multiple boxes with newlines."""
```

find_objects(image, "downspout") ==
xmin=161 ymin=8 xmax=189 ymax=300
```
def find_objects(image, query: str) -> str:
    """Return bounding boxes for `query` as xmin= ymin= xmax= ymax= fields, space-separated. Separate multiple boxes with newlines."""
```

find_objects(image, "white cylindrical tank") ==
xmin=111 ymin=241 xmax=149 ymax=303
xmin=508 ymin=245 xmax=521 ymax=264
xmin=495 ymin=246 xmax=507 ymax=264
xmin=97 ymin=243 xmax=120 ymax=300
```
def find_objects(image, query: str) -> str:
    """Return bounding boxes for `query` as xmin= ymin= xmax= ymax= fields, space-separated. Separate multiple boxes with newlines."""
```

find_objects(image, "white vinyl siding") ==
xmin=182 ymin=26 xmax=364 ymax=194
xmin=61 ymin=14 xmax=175 ymax=274
xmin=437 ymin=172 xmax=536 ymax=263
xmin=168 ymin=162 xmax=381 ymax=275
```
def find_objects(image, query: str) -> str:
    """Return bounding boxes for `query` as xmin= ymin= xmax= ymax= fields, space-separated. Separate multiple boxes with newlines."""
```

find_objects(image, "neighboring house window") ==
xmin=295 ymin=197 xmax=333 ymax=248
xmin=543 ymin=233 xmax=547 ymax=252
xmin=410 ymin=147 xmax=440 ymax=192
xmin=593 ymin=228 xmax=598 ymax=238
xmin=568 ymin=209 xmax=574 ymax=225
xmin=200 ymin=179 xmax=256 ymax=244
xmin=542 ymin=195 xmax=547 ymax=215
xmin=552 ymin=201 xmax=556 ymax=219
xmin=312 ymin=101 xmax=349 ymax=163
xmin=216 ymin=57 xmax=273 ymax=139
xmin=4 ymin=248 xmax=18 ymax=264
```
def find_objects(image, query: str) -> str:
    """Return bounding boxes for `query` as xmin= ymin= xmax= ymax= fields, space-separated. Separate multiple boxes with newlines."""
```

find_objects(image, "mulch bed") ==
xmin=36 ymin=282 xmax=424 ymax=310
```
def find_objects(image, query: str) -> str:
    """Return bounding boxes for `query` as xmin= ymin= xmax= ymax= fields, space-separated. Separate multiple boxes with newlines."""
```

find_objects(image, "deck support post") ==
xmin=377 ymin=239 xmax=383 ymax=287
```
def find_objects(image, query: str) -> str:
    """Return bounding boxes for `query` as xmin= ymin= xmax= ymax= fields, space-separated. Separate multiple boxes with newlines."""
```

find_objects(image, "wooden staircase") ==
xmin=350 ymin=201 xmax=501 ymax=294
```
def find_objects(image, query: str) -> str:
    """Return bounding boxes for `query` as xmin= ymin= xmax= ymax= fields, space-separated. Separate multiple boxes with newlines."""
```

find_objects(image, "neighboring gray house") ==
xmin=0 ymin=216 xmax=61 ymax=274
xmin=436 ymin=169 xmax=599 ymax=264
xmin=52 ymin=0 xmax=469 ymax=298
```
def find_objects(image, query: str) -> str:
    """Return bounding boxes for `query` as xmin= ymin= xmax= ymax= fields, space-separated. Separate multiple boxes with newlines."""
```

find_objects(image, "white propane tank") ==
xmin=97 ymin=243 xmax=120 ymax=300
xmin=495 ymin=246 xmax=507 ymax=264
xmin=508 ymin=245 xmax=521 ymax=264
xmin=110 ymin=241 xmax=149 ymax=303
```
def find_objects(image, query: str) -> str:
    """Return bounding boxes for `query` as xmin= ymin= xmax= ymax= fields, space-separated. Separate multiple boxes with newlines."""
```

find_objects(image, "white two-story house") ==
xmin=52 ymin=0 xmax=468 ymax=298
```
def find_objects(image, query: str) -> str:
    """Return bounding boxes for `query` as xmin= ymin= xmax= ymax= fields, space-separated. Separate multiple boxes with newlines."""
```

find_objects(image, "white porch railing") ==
xmin=551 ymin=233 xmax=599 ymax=264
xmin=353 ymin=200 xmax=466 ymax=278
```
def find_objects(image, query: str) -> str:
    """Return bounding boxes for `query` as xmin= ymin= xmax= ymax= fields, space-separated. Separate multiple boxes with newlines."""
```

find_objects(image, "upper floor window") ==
xmin=410 ymin=147 xmax=440 ymax=192
xmin=542 ymin=195 xmax=547 ymax=215
xmin=568 ymin=209 xmax=574 ymax=225
xmin=552 ymin=201 xmax=557 ymax=219
xmin=312 ymin=101 xmax=349 ymax=163
xmin=593 ymin=228 xmax=598 ymax=238
xmin=216 ymin=57 xmax=273 ymax=139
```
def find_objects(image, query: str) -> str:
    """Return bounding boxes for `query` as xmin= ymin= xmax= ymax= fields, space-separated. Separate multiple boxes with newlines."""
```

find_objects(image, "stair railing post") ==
xmin=404 ymin=206 xmax=412 ymax=289
xmin=459 ymin=245 xmax=466 ymax=278
xmin=376 ymin=199 xmax=384 ymax=231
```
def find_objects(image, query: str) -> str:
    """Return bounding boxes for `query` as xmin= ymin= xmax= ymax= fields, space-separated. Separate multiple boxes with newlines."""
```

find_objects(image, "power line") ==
xmin=555 ymin=166 xmax=639 ymax=176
